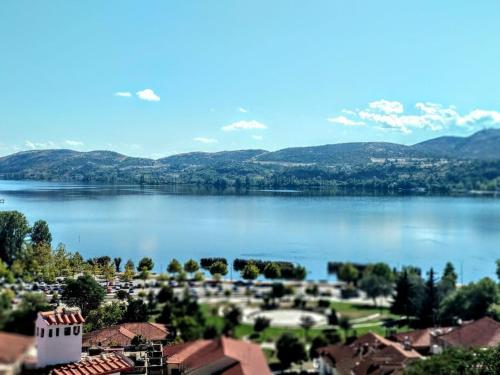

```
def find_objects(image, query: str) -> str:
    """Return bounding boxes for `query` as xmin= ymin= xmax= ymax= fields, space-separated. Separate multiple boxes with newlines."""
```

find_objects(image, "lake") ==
xmin=0 ymin=180 xmax=498 ymax=283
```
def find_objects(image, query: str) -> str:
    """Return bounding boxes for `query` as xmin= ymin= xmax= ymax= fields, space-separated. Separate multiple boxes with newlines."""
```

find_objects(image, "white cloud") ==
xmin=251 ymin=135 xmax=263 ymax=140
xmin=65 ymin=140 xmax=84 ymax=147
xmin=222 ymin=120 xmax=267 ymax=131
xmin=368 ymin=99 xmax=404 ymax=114
xmin=25 ymin=140 xmax=56 ymax=149
xmin=327 ymin=116 xmax=365 ymax=126
xmin=136 ymin=89 xmax=160 ymax=102
xmin=329 ymin=99 xmax=500 ymax=134
xmin=238 ymin=107 xmax=248 ymax=113
xmin=115 ymin=91 xmax=132 ymax=97
xmin=456 ymin=109 xmax=500 ymax=127
xmin=194 ymin=137 xmax=219 ymax=144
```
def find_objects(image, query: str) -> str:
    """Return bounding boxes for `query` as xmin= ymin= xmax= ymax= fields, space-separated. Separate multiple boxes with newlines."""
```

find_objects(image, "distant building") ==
xmin=436 ymin=317 xmax=500 ymax=349
xmin=35 ymin=308 xmax=85 ymax=368
xmin=316 ymin=332 xmax=422 ymax=375
xmin=0 ymin=331 xmax=35 ymax=375
xmin=82 ymin=322 xmax=169 ymax=349
xmin=163 ymin=337 xmax=272 ymax=375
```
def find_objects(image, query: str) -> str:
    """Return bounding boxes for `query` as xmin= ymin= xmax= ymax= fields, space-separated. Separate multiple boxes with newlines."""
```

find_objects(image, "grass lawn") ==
xmin=200 ymin=302 xmax=408 ymax=345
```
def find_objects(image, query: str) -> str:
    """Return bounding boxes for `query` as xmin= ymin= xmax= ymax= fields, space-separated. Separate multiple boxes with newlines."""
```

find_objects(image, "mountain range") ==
xmin=0 ymin=129 xmax=499 ymax=193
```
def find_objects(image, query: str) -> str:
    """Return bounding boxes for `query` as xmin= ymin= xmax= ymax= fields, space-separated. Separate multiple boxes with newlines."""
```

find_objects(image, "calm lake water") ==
xmin=0 ymin=180 xmax=499 ymax=283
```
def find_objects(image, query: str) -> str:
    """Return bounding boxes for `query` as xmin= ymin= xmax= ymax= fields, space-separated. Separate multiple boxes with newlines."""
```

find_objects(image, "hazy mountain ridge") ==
xmin=0 ymin=129 xmax=499 ymax=192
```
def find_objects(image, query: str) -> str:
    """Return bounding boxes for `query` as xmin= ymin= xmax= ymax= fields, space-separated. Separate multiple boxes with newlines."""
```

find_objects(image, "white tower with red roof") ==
xmin=35 ymin=307 xmax=85 ymax=367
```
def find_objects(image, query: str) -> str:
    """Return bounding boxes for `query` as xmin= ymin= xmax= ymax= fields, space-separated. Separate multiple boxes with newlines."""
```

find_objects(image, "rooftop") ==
xmin=50 ymin=352 xmax=134 ymax=375
xmin=0 ymin=331 xmax=35 ymax=365
xmin=164 ymin=337 xmax=271 ymax=375
xmin=39 ymin=308 xmax=85 ymax=326
xmin=438 ymin=317 xmax=500 ymax=348
xmin=318 ymin=333 xmax=422 ymax=375
xmin=83 ymin=322 xmax=169 ymax=348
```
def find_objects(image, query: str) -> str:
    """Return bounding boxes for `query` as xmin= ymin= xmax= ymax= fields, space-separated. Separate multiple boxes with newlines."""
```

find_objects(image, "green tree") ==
xmin=404 ymin=346 xmax=500 ymax=375
xmin=167 ymin=259 xmax=182 ymax=275
xmin=210 ymin=261 xmax=228 ymax=278
xmin=85 ymin=302 xmax=125 ymax=331
xmin=62 ymin=274 xmax=105 ymax=316
xmin=253 ymin=316 xmax=270 ymax=333
xmin=183 ymin=259 xmax=199 ymax=275
xmin=122 ymin=260 xmax=135 ymax=282
xmin=3 ymin=293 xmax=51 ymax=335
xmin=309 ymin=335 xmax=328 ymax=359
xmin=496 ymin=259 xmax=500 ymax=281
xmin=359 ymin=264 xmax=393 ymax=306
xmin=337 ymin=263 xmax=359 ymax=285
xmin=31 ymin=220 xmax=52 ymax=246
xmin=241 ymin=262 xmax=259 ymax=282
xmin=420 ymin=268 xmax=439 ymax=327
xmin=263 ymin=262 xmax=281 ymax=280
xmin=276 ymin=333 xmax=307 ymax=370
xmin=0 ymin=211 xmax=31 ymax=265
xmin=438 ymin=262 xmax=458 ymax=299
xmin=123 ymin=299 xmax=149 ymax=322
xmin=293 ymin=265 xmax=307 ymax=281
xmin=439 ymin=277 xmax=499 ymax=323
xmin=137 ymin=257 xmax=154 ymax=272
xmin=391 ymin=269 xmax=424 ymax=323
xmin=223 ymin=305 xmax=242 ymax=327
xmin=177 ymin=316 xmax=203 ymax=341
xmin=157 ymin=286 xmax=174 ymax=303
xmin=113 ymin=257 xmax=122 ymax=272
xmin=339 ymin=316 xmax=351 ymax=339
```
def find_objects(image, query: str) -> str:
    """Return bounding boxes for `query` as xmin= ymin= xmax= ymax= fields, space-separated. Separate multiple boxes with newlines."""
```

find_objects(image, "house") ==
xmin=390 ymin=327 xmax=454 ymax=355
xmin=436 ymin=317 xmax=500 ymax=349
xmin=82 ymin=322 xmax=170 ymax=349
xmin=317 ymin=333 xmax=422 ymax=375
xmin=50 ymin=352 xmax=134 ymax=375
xmin=163 ymin=337 xmax=272 ymax=375
xmin=0 ymin=331 xmax=36 ymax=375
xmin=36 ymin=307 xmax=85 ymax=368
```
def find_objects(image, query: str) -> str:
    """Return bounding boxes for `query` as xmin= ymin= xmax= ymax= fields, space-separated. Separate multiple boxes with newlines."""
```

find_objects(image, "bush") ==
xmin=253 ymin=316 xmax=271 ymax=332
xmin=318 ymin=299 xmax=330 ymax=308
xmin=341 ymin=286 xmax=359 ymax=299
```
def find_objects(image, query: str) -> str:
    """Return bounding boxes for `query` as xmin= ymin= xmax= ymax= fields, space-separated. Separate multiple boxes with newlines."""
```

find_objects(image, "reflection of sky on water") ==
xmin=1 ymin=180 xmax=499 ymax=282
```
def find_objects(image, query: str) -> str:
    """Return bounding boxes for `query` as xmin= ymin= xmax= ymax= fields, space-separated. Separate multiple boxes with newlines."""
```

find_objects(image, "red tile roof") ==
xmin=438 ymin=317 xmax=500 ymax=348
xmin=50 ymin=352 xmax=134 ymax=375
xmin=392 ymin=327 xmax=454 ymax=350
xmin=318 ymin=333 xmax=422 ymax=375
xmin=40 ymin=309 xmax=85 ymax=326
xmin=163 ymin=337 xmax=271 ymax=375
xmin=83 ymin=322 xmax=169 ymax=348
xmin=0 ymin=331 xmax=35 ymax=365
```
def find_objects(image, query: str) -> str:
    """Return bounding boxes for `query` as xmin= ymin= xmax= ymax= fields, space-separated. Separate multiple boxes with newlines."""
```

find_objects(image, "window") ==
xmin=41 ymin=328 xmax=45 ymax=338
xmin=49 ymin=329 xmax=53 ymax=338
xmin=36 ymin=327 xmax=39 ymax=337
xmin=64 ymin=327 xmax=71 ymax=336
xmin=56 ymin=328 xmax=60 ymax=337
xmin=73 ymin=326 xmax=80 ymax=335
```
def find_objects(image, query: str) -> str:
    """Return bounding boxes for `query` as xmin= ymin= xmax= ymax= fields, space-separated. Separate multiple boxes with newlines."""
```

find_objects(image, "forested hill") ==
xmin=0 ymin=129 xmax=499 ymax=194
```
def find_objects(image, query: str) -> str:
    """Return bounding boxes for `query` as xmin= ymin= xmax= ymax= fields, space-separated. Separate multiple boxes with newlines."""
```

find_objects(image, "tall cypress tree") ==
xmin=420 ymin=268 xmax=439 ymax=327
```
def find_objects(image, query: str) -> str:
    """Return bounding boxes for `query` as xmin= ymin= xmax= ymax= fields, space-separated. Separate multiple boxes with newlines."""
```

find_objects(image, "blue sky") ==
xmin=2 ymin=1 xmax=500 ymax=158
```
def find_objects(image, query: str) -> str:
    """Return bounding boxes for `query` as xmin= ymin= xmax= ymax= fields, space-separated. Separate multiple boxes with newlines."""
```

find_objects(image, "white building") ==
xmin=35 ymin=307 xmax=85 ymax=368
